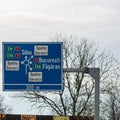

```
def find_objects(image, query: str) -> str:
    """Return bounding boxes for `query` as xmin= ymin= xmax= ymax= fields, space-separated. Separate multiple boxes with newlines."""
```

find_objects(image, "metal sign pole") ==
xmin=63 ymin=67 xmax=100 ymax=120
xmin=88 ymin=68 xmax=100 ymax=120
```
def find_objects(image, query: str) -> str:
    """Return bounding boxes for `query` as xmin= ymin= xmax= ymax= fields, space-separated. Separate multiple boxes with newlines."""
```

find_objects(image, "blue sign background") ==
xmin=3 ymin=42 xmax=63 ymax=91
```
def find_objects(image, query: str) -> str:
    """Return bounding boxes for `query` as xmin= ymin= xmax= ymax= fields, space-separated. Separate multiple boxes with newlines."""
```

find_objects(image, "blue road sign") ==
xmin=2 ymin=42 xmax=63 ymax=91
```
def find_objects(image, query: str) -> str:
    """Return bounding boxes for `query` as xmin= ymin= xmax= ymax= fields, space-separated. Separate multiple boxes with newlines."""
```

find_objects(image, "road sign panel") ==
xmin=2 ymin=42 xmax=63 ymax=91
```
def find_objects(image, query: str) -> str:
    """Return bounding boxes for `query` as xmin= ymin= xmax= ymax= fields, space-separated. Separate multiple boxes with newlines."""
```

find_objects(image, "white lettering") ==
xmin=39 ymin=57 xmax=60 ymax=63
xmin=22 ymin=50 xmax=32 ymax=55
xmin=42 ymin=64 xmax=60 ymax=71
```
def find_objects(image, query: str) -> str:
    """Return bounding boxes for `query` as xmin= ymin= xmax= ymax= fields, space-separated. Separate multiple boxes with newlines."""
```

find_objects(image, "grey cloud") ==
xmin=0 ymin=0 xmax=120 ymax=60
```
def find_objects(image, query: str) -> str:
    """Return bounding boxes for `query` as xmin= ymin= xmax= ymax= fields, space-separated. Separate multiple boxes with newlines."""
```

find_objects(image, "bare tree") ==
xmin=100 ymin=65 xmax=120 ymax=120
xmin=13 ymin=34 xmax=119 ymax=118
xmin=0 ymin=95 xmax=12 ymax=114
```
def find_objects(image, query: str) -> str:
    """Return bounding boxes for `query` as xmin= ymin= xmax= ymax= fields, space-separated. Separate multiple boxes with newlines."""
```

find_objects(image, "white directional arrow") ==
xmin=21 ymin=55 xmax=33 ymax=75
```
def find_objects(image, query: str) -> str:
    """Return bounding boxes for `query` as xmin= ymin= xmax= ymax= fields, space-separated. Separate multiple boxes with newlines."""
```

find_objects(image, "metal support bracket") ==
xmin=63 ymin=67 xmax=100 ymax=120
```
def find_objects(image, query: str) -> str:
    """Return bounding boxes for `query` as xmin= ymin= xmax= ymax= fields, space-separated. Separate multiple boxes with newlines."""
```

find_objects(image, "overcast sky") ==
xmin=0 ymin=0 xmax=120 ymax=58
xmin=0 ymin=0 xmax=120 ymax=114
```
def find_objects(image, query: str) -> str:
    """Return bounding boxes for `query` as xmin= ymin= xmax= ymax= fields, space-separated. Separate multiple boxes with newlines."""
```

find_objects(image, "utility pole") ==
xmin=63 ymin=67 xmax=100 ymax=120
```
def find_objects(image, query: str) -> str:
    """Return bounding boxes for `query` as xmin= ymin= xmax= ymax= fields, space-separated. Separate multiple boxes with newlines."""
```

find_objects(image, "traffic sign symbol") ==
xmin=15 ymin=46 xmax=20 ymax=51
xmin=21 ymin=55 xmax=33 ymax=75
